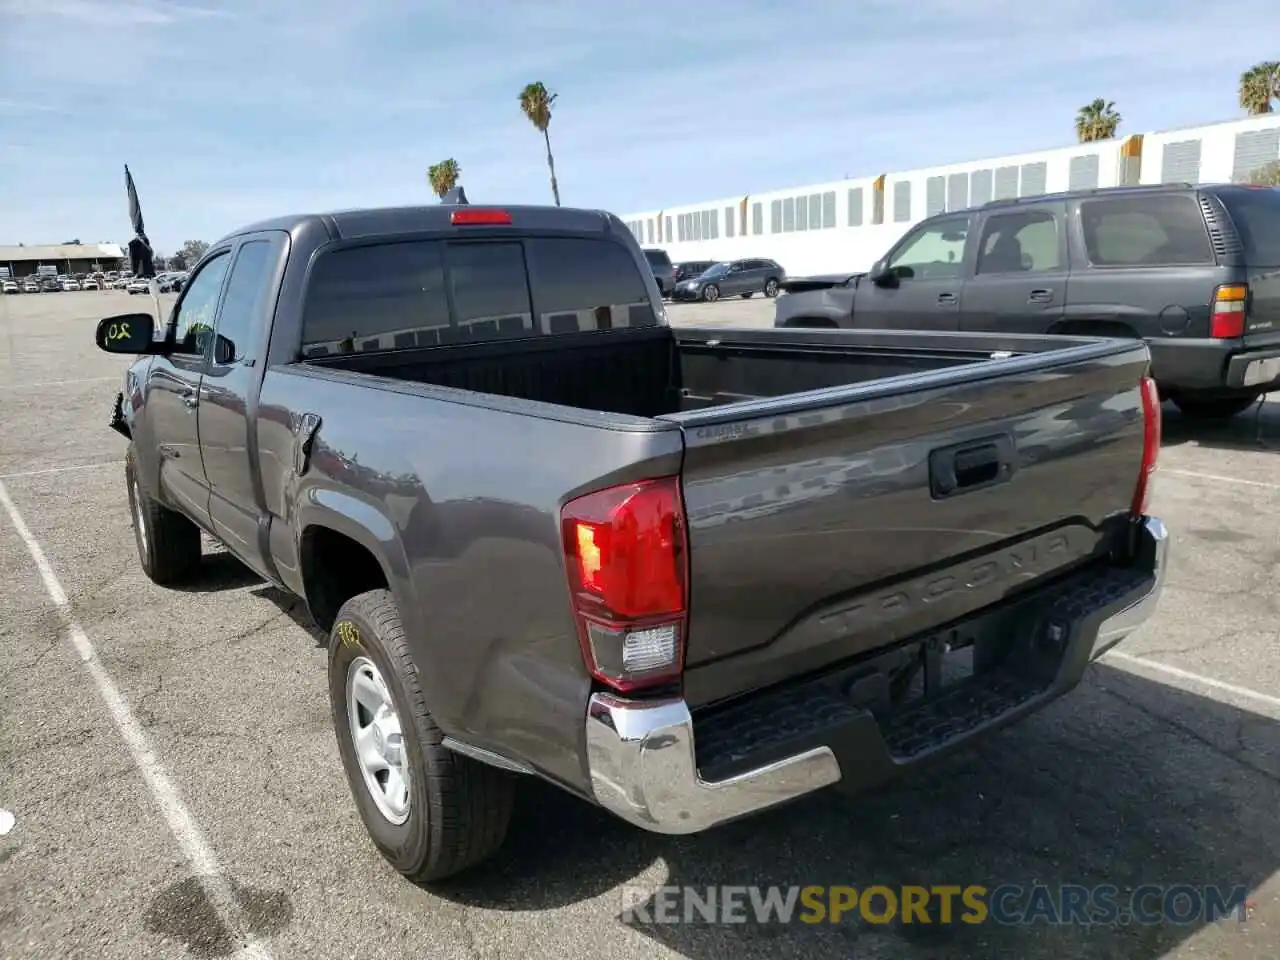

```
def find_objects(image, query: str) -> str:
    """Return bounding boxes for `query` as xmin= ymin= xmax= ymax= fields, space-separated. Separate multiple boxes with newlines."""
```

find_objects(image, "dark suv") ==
xmin=672 ymin=258 xmax=786 ymax=302
xmin=774 ymin=183 xmax=1280 ymax=419
xmin=642 ymin=248 xmax=676 ymax=297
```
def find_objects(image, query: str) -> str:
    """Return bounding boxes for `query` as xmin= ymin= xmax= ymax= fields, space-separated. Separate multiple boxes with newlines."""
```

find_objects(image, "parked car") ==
xmin=774 ymin=182 xmax=1280 ymax=420
xmin=82 ymin=277 xmax=101 ymax=291
xmin=94 ymin=200 xmax=1167 ymax=883
xmin=2 ymin=280 xmax=19 ymax=294
xmin=40 ymin=279 xmax=60 ymax=292
xmin=127 ymin=278 xmax=152 ymax=295
xmin=642 ymin=248 xmax=676 ymax=296
xmin=60 ymin=278 xmax=81 ymax=291
xmin=674 ymin=260 xmax=717 ymax=283
xmin=23 ymin=279 xmax=41 ymax=293
xmin=672 ymin=258 xmax=786 ymax=302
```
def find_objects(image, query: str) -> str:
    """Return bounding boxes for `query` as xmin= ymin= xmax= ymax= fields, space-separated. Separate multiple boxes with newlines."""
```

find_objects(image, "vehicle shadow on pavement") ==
xmin=168 ymin=548 xmax=265 ymax=593
xmin=1161 ymin=399 xmax=1280 ymax=454
xmin=433 ymin=664 xmax=1277 ymax=959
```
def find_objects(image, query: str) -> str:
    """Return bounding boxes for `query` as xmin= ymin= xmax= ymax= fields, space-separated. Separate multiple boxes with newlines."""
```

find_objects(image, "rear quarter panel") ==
xmin=255 ymin=366 xmax=685 ymax=795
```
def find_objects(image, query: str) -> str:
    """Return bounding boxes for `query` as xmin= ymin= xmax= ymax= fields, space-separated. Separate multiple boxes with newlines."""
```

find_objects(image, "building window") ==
xmin=847 ymin=188 xmax=864 ymax=226
xmin=1020 ymin=161 xmax=1048 ymax=197
xmin=646 ymin=219 xmax=654 ymax=244
xmin=665 ymin=216 xmax=672 ymax=241
xmin=710 ymin=208 xmax=719 ymax=240
xmin=808 ymin=193 xmax=822 ymax=231
xmin=1068 ymin=153 xmax=1101 ymax=190
xmin=821 ymin=191 xmax=836 ymax=229
xmin=725 ymin=205 xmax=735 ymax=238
xmin=783 ymin=196 xmax=796 ymax=232
xmin=892 ymin=181 xmax=911 ymax=222
xmin=1232 ymin=128 xmax=1280 ymax=182
xmin=994 ymin=165 xmax=1019 ymax=201
xmin=925 ymin=176 xmax=946 ymax=217
xmin=770 ymin=199 xmax=782 ymax=233
xmin=752 ymin=202 xmax=763 ymax=235
xmin=947 ymin=172 xmax=969 ymax=212
xmin=1161 ymin=139 xmax=1201 ymax=183
xmin=970 ymin=168 xmax=993 ymax=206
xmin=795 ymin=195 xmax=808 ymax=231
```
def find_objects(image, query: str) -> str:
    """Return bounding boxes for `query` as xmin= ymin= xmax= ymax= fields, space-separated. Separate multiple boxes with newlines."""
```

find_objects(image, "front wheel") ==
xmin=125 ymin=447 xmax=201 ymax=585
xmin=764 ymin=279 xmax=780 ymax=298
xmin=1170 ymin=394 xmax=1260 ymax=420
xmin=329 ymin=589 xmax=515 ymax=882
xmin=701 ymin=284 xmax=720 ymax=302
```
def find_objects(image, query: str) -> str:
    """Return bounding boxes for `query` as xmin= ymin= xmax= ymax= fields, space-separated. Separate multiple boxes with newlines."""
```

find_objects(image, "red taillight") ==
xmin=1209 ymin=284 xmax=1248 ymax=339
xmin=561 ymin=476 xmax=688 ymax=693
xmin=1132 ymin=376 xmax=1161 ymax=517
xmin=451 ymin=209 xmax=512 ymax=226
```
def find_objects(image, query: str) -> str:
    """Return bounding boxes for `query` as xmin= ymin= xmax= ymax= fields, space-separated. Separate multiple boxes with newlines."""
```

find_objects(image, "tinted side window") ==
xmin=644 ymin=249 xmax=671 ymax=267
xmin=301 ymin=241 xmax=449 ymax=356
xmin=446 ymin=242 xmax=533 ymax=342
xmin=1219 ymin=189 xmax=1280 ymax=264
xmin=1080 ymin=195 xmax=1214 ymax=266
xmin=172 ymin=252 xmax=231 ymax=355
xmin=213 ymin=240 xmax=275 ymax=363
xmin=976 ymin=211 xmax=1061 ymax=275
xmin=525 ymin=237 xmax=656 ymax=332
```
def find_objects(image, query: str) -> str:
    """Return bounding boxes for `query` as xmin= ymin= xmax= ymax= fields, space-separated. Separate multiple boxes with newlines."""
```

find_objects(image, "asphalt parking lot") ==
xmin=2 ymin=290 xmax=1279 ymax=960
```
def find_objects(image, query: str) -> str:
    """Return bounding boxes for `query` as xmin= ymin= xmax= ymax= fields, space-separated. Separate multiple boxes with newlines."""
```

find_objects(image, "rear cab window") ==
xmin=1079 ymin=194 xmax=1215 ymax=266
xmin=300 ymin=236 xmax=657 ymax=356
xmin=644 ymin=249 xmax=672 ymax=268
xmin=1218 ymin=188 xmax=1280 ymax=265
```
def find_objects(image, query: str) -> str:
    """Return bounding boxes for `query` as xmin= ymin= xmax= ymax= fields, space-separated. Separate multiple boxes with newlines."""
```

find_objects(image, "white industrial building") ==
xmin=619 ymin=114 xmax=1280 ymax=278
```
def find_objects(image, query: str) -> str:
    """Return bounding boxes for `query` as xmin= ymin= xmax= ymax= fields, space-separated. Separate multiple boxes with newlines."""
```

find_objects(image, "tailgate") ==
xmin=667 ymin=340 xmax=1151 ymax=709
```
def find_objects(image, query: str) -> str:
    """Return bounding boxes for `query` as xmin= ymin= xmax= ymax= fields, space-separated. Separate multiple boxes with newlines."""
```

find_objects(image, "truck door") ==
xmin=959 ymin=202 xmax=1069 ymax=334
xmin=855 ymin=214 xmax=971 ymax=331
xmin=198 ymin=233 xmax=286 ymax=579
xmin=144 ymin=249 xmax=232 ymax=529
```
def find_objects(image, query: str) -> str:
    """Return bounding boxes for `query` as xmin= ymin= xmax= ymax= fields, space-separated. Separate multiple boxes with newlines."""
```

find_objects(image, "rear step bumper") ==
xmin=584 ymin=515 xmax=1169 ymax=835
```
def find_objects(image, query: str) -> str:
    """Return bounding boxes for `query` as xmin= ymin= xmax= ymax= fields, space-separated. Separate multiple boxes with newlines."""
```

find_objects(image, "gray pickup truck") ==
xmin=94 ymin=200 xmax=1169 ymax=883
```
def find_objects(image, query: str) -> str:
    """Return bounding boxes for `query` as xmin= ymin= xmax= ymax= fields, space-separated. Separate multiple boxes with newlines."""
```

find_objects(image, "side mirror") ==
xmin=868 ymin=260 xmax=897 ymax=288
xmin=213 ymin=334 xmax=236 ymax=365
xmin=95 ymin=313 xmax=161 ymax=354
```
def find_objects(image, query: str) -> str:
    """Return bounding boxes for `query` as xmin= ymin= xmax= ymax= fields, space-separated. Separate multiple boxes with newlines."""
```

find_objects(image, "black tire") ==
xmin=764 ymin=278 xmax=780 ymax=298
xmin=329 ymin=589 xmax=515 ymax=883
xmin=1170 ymin=394 xmax=1260 ymax=420
xmin=702 ymin=283 xmax=720 ymax=302
xmin=125 ymin=447 xmax=201 ymax=585
xmin=739 ymin=293 xmax=753 ymax=299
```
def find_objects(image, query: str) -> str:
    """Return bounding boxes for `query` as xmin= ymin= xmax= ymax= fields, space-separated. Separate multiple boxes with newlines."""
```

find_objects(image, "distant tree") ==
xmin=1238 ymin=61 xmax=1280 ymax=115
xmin=1075 ymin=99 xmax=1122 ymax=142
xmin=519 ymin=81 xmax=561 ymax=206
xmin=428 ymin=159 xmax=461 ymax=198
xmin=178 ymin=240 xmax=209 ymax=266
xmin=1245 ymin=160 xmax=1280 ymax=186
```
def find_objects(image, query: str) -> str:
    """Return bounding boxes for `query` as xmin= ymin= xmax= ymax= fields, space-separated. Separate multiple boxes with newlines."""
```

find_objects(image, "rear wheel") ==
xmin=1170 ymin=394 xmax=1260 ymax=420
xmin=764 ymin=278 xmax=780 ymax=298
xmin=701 ymin=284 xmax=720 ymax=302
xmin=125 ymin=447 xmax=201 ymax=585
xmin=329 ymin=589 xmax=515 ymax=882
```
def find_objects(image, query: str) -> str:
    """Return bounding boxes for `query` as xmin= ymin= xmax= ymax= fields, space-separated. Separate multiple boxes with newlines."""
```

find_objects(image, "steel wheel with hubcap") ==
xmin=346 ymin=656 xmax=410 ymax=824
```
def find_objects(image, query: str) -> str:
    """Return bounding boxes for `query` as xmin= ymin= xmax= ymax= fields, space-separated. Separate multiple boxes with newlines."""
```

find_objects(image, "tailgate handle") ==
xmin=929 ymin=436 xmax=1015 ymax=499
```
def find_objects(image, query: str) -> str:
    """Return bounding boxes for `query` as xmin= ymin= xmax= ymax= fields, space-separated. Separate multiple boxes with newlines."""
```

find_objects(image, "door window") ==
xmin=976 ymin=210 xmax=1062 ymax=274
xmin=171 ymin=252 xmax=231 ymax=355
xmin=1080 ymin=195 xmax=1214 ymax=266
xmin=886 ymin=216 xmax=970 ymax=280
xmin=211 ymin=240 xmax=276 ymax=364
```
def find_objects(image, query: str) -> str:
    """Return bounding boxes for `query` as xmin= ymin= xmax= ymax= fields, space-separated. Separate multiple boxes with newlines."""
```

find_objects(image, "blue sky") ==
xmin=1 ymin=0 xmax=1276 ymax=253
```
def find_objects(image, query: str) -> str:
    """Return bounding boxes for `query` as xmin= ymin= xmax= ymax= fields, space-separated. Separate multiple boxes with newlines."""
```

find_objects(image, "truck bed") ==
xmin=298 ymin=326 xmax=1151 ymax=711
xmin=303 ymin=324 xmax=1054 ymax=418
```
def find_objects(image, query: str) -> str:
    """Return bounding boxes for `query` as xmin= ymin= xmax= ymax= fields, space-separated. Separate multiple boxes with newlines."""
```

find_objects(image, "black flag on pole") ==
xmin=124 ymin=164 xmax=156 ymax=278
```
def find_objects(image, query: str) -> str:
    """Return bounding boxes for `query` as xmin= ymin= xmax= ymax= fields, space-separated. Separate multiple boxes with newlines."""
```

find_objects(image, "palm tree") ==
xmin=1074 ymin=99 xmax=1122 ymax=143
xmin=427 ymin=159 xmax=461 ymax=199
xmin=519 ymin=82 xmax=561 ymax=206
xmin=1238 ymin=61 xmax=1280 ymax=115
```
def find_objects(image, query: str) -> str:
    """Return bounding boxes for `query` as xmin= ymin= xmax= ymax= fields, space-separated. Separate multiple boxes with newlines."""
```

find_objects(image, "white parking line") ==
xmin=0 ymin=461 xmax=122 ymax=480
xmin=0 ymin=376 xmax=119 ymax=390
xmin=1165 ymin=468 xmax=1280 ymax=491
xmin=1105 ymin=650 xmax=1280 ymax=714
xmin=0 ymin=479 xmax=276 ymax=960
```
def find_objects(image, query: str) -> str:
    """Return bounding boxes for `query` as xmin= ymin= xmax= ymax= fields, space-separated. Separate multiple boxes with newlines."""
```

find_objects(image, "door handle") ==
xmin=1028 ymin=289 xmax=1054 ymax=303
xmin=929 ymin=435 xmax=1016 ymax=499
xmin=182 ymin=388 xmax=198 ymax=409
xmin=937 ymin=292 xmax=958 ymax=305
